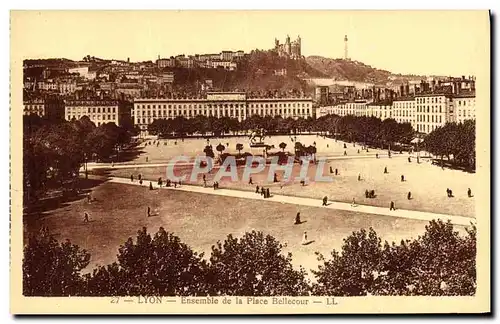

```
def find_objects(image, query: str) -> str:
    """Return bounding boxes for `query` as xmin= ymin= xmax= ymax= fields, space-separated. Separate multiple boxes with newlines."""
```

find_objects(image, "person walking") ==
xmin=335 ymin=168 xmax=338 ymax=176
xmin=83 ymin=212 xmax=90 ymax=223
xmin=294 ymin=212 xmax=301 ymax=225
xmin=351 ymin=198 xmax=356 ymax=207
xmin=330 ymin=166 xmax=333 ymax=174
xmin=384 ymin=166 xmax=388 ymax=174
xmin=407 ymin=191 xmax=412 ymax=200
xmin=261 ymin=187 xmax=265 ymax=197
xmin=249 ymin=176 xmax=253 ymax=185
xmin=147 ymin=206 xmax=151 ymax=217
xmin=255 ymin=185 xmax=260 ymax=193
xmin=130 ymin=174 xmax=134 ymax=182
xmin=266 ymin=188 xmax=270 ymax=199
xmin=322 ymin=196 xmax=328 ymax=206
xmin=468 ymin=188 xmax=472 ymax=198
xmin=358 ymin=173 xmax=361 ymax=181
xmin=302 ymin=231 xmax=308 ymax=245
xmin=390 ymin=201 xmax=396 ymax=211
xmin=401 ymin=175 xmax=405 ymax=182
xmin=149 ymin=182 xmax=154 ymax=190
xmin=344 ymin=150 xmax=347 ymax=156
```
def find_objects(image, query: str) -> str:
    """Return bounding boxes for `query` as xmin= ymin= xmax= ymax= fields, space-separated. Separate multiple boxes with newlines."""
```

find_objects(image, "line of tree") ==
xmin=23 ymin=219 xmax=476 ymax=297
xmin=23 ymin=115 xmax=133 ymax=203
xmin=423 ymin=120 xmax=475 ymax=171
xmin=148 ymin=114 xmax=415 ymax=151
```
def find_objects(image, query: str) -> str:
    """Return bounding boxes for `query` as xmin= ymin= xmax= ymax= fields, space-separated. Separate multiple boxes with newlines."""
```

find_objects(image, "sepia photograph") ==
xmin=9 ymin=10 xmax=491 ymax=314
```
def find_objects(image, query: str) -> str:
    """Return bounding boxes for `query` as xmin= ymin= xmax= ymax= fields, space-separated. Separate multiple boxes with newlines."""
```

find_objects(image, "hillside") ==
xmin=305 ymin=56 xmax=426 ymax=86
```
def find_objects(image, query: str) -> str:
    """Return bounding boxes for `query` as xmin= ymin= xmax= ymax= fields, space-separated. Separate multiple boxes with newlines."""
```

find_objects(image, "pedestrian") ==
xmin=179 ymin=180 xmax=182 ymax=186
xmin=255 ymin=185 xmax=260 ymax=193
xmin=468 ymin=188 xmax=472 ymax=198
xmin=138 ymin=174 xmax=142 ymax=181
xmin=376 ymin=153 xmax=379 ymax=159
xmin=390 ymin=201 xmax=396 ymax=211
xmin=266 ymin=188 xmax=270 ymax=198
xmin=449 ymin=189 xmax=453 ymax=197
xmin=327 ymin=144 xmax=329 ymax=148
xmin=213 ymin=182 xmax=217 ymax=190
xmin=294 ymin=212 xmax=301 ymax=225
xmin=446 ymin=188 xmax=450 ymax=197
xmin=149 ymin=182 xmax=153 ymax=190
xmin=261 ymin=187 xmax=265 ymax=196
xmin=344 ymin=143 xmax=347 ymax=149
xmin=174 ymin=181 xmax=177 ymax=188
xmin=83 ymin=212 xmax=90 ymax=223
xmin=407 ymin=191 xmax=412 ymax=200
xmin=130 ymin=174 xmax=134 ymax=182
xmin=351 ymin=198 xmax=356 ymax=207
xmin=384 ymin=166 xmax=388 ymax=174
xmin=401 ymin=175 xmax=405 ymax=182
xmin=322 ymin=196 xmax=328 ymax=206
xmin=146 ymin=157 xmax=149 ymax=162
xmin=344 ymin=150 xmax=347 ymax=156
xmin=365 ymin=189 xmax=369 ymax=198
xmin=216 ymin=182 xmax=219 ymax=189
xmin=357 ymin=149 xmax=360 ymax=154
xmin=147 ymin=206 xmax=151 ymax=217
xmin=302 ymin=231 xmax=308 ymax=245
xmin=166 ymin=179 xmax=171 ymax=187
xmin=330 ymin=166 xmax=333 ymax=174
xmin=158 ymin=177 xmax=162 ymax=187
xmin=139 ymin=179 xmax=143 ymax=185
xmin=335 ymin=168 xmax=338 ymax=176
xmin=358 ymin=173 xmax=361 ymax=181
xmin=300 ymin=179 xmax=305 ymax=186
xmin=273 ymin=173 xmax=278 ymax=183
xmin=408 ymin=157 xmax=411 ymax=163
xmin=249 ymin=176 xmax=253 ymax=185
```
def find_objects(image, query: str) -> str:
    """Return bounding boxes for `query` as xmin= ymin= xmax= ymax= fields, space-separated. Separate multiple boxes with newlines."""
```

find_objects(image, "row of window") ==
xmin=417 ymin=106 xmax=443 ymax=113
xmin=136 ymin=110 xmax=311 ymax=124
xmin=417 ymin=124 xmax=439 ymax=133
xmin=135 ymin=103 xmax=311 ymax=110
xmin=417 ymin=115 xmax=443 ymax=123
xmin=67 ymin=107 xmax=117 ymax=113
xmin=457 ymin=100 xmax=474 ymax=106
xmin=137 ymin=108 xmax=311 ymax=117
xmin=416 ymin=97 xmax=444 ymax=104
xmin=67 ymin=114 xmax=116 ymax=121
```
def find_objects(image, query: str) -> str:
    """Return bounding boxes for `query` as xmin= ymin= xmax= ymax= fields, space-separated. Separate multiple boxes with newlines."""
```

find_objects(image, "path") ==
xmin=108 ymin=176 xmax=475 ymax=227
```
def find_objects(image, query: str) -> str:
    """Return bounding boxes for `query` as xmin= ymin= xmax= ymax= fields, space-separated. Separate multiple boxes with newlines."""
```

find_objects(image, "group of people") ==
xmin=255 ymin=185 xmax=271 ymax=198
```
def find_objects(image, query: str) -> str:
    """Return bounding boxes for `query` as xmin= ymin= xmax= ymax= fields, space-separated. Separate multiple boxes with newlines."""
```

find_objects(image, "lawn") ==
xmin=109 ymin=152 xmax=476 ymax=217
xmin=25 ymin=181 xmax=469 ymax=278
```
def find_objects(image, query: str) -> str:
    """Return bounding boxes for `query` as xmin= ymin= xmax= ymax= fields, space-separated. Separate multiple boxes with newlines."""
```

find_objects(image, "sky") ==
xmin=11 ymin=10 xmax=489 ymax=76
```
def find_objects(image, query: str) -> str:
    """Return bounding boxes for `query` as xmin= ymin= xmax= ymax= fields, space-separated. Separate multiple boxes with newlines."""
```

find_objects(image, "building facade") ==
xmin=133 ymin=92 xmax=313 ymax=134
xmin=453 ymin=94 xmax=476 ymax=124
xmin=23 ymin=99 xmax=46 ymax=116
xmin=392 ymin=98 xmax=416 ymax=129
xmin=65 ymin=100 xmax=120 ymax=126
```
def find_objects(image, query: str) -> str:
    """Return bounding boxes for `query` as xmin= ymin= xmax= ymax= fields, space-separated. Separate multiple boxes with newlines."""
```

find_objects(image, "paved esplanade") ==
xmin=83 ymin=153 xmax=409 ymax=171
xmin=109 ymin=176 xmax=475 ymax=227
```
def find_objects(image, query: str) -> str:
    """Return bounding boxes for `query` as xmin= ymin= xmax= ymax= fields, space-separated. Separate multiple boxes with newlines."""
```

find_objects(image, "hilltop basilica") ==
xmin=274 ymin=35 xmax=302 ymax=60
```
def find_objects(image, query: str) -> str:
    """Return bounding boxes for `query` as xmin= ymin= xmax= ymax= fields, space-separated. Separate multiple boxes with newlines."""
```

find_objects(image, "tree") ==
xmin=312 ymin=220 xmax=477 ymax=296
xmin=279 ymin=142 xmax=287 ymax=152
xmin=86 ymin=227 xmax=210 ymax=296
xmin=236 ymin=143 xmax=244 ymax=154
xmin=312 ymin=228 xmax=383 ymax=296
xmin=203 ymin=145 xmax=215 ymax=159
xmin=23 ymin=231 xmax=90 ymax=296
xmin=216 ymin=143 xmax=226 ymax=156
xmin=207 ymin=231 xmax=310 ymax=296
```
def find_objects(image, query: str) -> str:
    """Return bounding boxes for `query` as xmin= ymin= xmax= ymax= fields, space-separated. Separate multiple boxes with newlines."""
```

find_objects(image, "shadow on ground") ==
xmin=23 ymin=176 xmax=111 ymax=223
